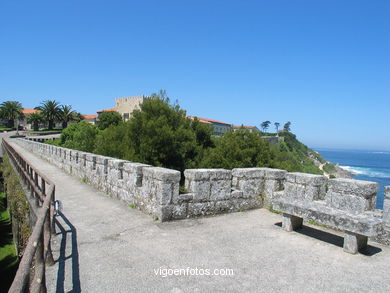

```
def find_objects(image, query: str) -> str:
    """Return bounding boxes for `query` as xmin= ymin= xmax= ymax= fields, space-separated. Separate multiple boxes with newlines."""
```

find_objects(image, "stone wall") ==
xmin=13 ymin=138 xmax=390 ymax=236
xmin=14 ymin=139 xmax=286 ymax=221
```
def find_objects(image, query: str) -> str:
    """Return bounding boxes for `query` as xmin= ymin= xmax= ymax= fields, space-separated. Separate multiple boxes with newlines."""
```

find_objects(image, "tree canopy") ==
xmin=27 ymin=112 xmax=44 ymax=131
xmin=97 ymin=111 xmax=123 ymax=130
xmin=59 ymin=105 xmax=76 ymax=129
xmin=0 ymin=101 xmax=24 ymax=128
xmin=60 ymin=121 xmax=99 ymax=152
xmin=95 ymin=94 xmax=211 ymax=172
xmin=35 ymin=100 xmax=61 ymax=130
xmin=50 ymin=92 xmax=321 ymax=176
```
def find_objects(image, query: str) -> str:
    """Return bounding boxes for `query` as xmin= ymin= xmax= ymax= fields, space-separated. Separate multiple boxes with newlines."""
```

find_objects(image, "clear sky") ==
xmin=1 ymin=0 xmax=389 ymax=150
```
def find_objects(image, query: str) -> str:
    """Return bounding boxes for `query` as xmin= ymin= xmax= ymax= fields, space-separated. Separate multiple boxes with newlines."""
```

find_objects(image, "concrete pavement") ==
xmin=7 ymin=138 xmax=390 ymax=293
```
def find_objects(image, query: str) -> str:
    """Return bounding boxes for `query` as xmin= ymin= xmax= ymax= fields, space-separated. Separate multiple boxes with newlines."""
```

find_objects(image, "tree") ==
xmin=97 ymin=111 xmax=123 ymax=130
xmin=59 ymin=105 xmax=76 ymax=129
xmin=200 ymin=128 xmax=272 ymax=169
xmin=283 ymin=121 xmax=291 ymax=132
xmin=60 ymin=121 xmax=99 ymax=152
xmin=27 ymin=112 xmax=44 ymax=131
xmin=72 ymin=112 xmax=85 ymax=123
xmin=0 ymin=101 xmax=24 ymax=128
xmin=261 ymin=121 xmax=271 ymax=132
xmin=95 ymin=92 xmax=209 ymax=172
xmin=35 ymin=100 xmax=61 ymax=130
xmin=274 ymin=122 xmax=280 ymax=135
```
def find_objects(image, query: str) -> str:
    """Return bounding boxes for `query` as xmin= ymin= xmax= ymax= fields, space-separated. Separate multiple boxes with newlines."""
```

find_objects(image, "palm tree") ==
xmin=274 ymin=122 xmax=280 ymax=136
xmin=35 ymin=100 xmax=61 ymax=130
xmin=59 ymin=105 xmax=76 ymax=128
xmin=72 ymin=112 xmax=85 ymax=123
xmin=27 ymin=112 xmax=44 ymax=131
xmin=0 ymin=101 xmax=24 ymax=128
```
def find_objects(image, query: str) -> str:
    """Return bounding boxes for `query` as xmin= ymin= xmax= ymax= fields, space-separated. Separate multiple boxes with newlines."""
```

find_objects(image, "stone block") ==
xmin=282 ymin=213 xmax=303 ymax=232
xmin=327 ymin=192 xmax=373 ymax=214
xmin=328 ymin=178 xmax=378 ymax=198
xmin=215 ymin=200 xmax=234 ymax=213
xmin=123 ymin=162 xmax=149 ymax=174
xmin=232 ymin=198 xmax=262 ymax=210
xmin=160 ymin=204 xmax=188 ymax=221
xmin=343 ymin=232 xmax=368 ymax=254
xmin=231 ymin=168 xmax=265 ymax=179
xmin=210 ymin=179 xmax=231 ymax=201
xmin=286 ymin=172 xmax=327 ymax=186
xmin=305 ymin=185 xmax=326 ymax=201
xmin=264 ymin=179 xmax=283 ymax=201
xmin=188 ymin=202 xmax=216 ymax=217
xmin=231 ymin=190 xmax=243 ymax=199
xmin=184 ymin=169 xmax=210 ymax=181
xmin=156 ymin=182 xmax=174 ymax=205
xmin=236 ymin=178 xmax=264 ymax=198
xmin=383 ymin=186 xmax=390 ymax=224
xmin=189 ymin=180 xmax=210 ymax=202
xmin=123 ymin=162 xmax=150 ymax=187
xmin=143 ymin=167 xmax=180 ymax=182
xmin=184 ymin=169 xmax=231 ymax=181
xmin=172 ymin=193 xmax=193 ymax=204
xmin=263 ymin=168 xmax=287 ymax=180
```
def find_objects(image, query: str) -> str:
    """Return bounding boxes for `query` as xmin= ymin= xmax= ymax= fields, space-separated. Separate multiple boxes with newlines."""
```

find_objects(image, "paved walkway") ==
xmin=7 ymin=138 xmax=390 ymax=292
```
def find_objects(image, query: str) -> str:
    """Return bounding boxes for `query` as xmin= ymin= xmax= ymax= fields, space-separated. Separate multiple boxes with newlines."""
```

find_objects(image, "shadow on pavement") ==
xmin=55 ymin=211 xmax=81 ymax=293
xmin=275 ymin=222 xmax=382 ymax=256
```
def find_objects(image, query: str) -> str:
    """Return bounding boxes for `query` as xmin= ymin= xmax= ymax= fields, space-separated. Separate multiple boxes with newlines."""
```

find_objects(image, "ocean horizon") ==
xmin=314 ymin=147 xmax=390 ymax=209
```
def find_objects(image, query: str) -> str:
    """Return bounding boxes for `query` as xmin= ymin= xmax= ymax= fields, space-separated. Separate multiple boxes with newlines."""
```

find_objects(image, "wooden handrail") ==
xmin=2 ymin=138 xmax=56 ymax=293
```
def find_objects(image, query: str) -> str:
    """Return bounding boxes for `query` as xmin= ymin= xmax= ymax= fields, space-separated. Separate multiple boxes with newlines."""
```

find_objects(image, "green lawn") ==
xmin=27 ymin=129 xmax=63 ymax=134
xmin=0 ymin=192 xmax=19 ymax=292
xmin=0 ymin=127 xmax=13 ymax=132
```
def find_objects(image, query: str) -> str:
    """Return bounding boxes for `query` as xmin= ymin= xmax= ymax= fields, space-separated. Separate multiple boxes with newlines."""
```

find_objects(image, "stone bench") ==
xmin=272 ymin=173 xmax=382 ymax=254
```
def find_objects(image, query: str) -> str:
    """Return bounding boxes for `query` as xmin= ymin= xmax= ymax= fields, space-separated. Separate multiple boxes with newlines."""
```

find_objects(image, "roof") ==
xmin=188 ymin=116 xmax=212 ymax=124
xmin=188 ymin=116 xmax=230 ymax=126
xmin=83 ymin=114 xmax=97 ymax=120
xmin=23 ymin=108 xmax=38 ymax=114
xmin=97 ymin=107 xmax=117 ymax=113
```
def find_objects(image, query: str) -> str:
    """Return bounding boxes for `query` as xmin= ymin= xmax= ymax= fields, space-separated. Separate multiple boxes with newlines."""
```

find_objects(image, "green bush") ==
xmin=60 ymin=121 xmax=99 ymax=152
xmin=97 ymin=111 xmax=123 ymax=130
xmin=200 ymin=129 xmax=271 ymax=169
xmin=95 ymin=95 xmax=212 ymax=173
xmin=54 ymin=92 xmax=323 ymax=175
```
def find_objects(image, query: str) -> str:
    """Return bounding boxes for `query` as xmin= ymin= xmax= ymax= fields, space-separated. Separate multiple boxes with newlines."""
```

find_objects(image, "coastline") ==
xmin=333 ymin=163 xmax=353 ymax=179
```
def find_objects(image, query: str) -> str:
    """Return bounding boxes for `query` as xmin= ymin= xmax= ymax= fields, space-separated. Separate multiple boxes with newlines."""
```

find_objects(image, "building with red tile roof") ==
xmin=22 ymin=108 xmax=39 ymax=115
xmin=188 ymin=116 xmax=231 ymax=135
xmin=97 ymin=107 xmax=117 ymax=114
xmin=83 ymin=114 xmax=98 ymax=125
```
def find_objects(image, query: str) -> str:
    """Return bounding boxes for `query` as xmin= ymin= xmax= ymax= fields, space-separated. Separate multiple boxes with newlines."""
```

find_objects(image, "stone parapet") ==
xmin=13 ymin=138 xmax=390 ymax=236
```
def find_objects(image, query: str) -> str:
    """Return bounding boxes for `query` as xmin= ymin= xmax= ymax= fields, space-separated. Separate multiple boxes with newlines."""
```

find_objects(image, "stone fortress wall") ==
xmin=13 ymin=138 xmax=390 ymax=244
xmin=115 ymin=96 xmax=147 ymax=120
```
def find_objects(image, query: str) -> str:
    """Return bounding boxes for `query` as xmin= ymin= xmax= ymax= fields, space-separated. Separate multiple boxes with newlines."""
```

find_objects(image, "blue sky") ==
xmin=1 ymin=0 xmax=389 ymax=150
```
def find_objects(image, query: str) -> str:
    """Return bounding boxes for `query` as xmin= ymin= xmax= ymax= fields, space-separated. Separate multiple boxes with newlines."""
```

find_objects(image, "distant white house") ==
xmin=232 ymin=125 xmax=260 ymax=132
xmin=82 ymin=114 xmax=98 ymax=125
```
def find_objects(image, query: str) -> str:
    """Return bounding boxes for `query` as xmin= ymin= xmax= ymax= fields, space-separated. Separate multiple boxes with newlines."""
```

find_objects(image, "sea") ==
xmin=314 ymin=148 xmax=390 ymax=209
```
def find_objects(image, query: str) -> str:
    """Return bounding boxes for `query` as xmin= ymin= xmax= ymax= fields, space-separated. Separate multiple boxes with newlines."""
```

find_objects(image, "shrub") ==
xmin=97 ymin=111 xmax=123 ymax=130
xmin=60 ymin=121 xmax=99 ymax=152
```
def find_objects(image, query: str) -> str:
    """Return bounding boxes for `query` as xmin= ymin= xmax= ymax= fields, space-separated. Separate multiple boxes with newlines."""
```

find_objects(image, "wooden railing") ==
xmin=2 ymin=138 xmax=56 ymax=293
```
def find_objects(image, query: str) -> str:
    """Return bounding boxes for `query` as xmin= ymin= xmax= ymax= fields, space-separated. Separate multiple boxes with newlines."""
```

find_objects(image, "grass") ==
xmin=28 ymin=129 xmax=62 ymax=134
xmin=0 ymin=192 xmax=19 ymax=292
xmin=267 ymin=205 xmax=282 ymax=214
xmin=323 ymin=163 xmax=337 ymax=174
xmin=0 ymin=127 xmax=13 ymax=132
